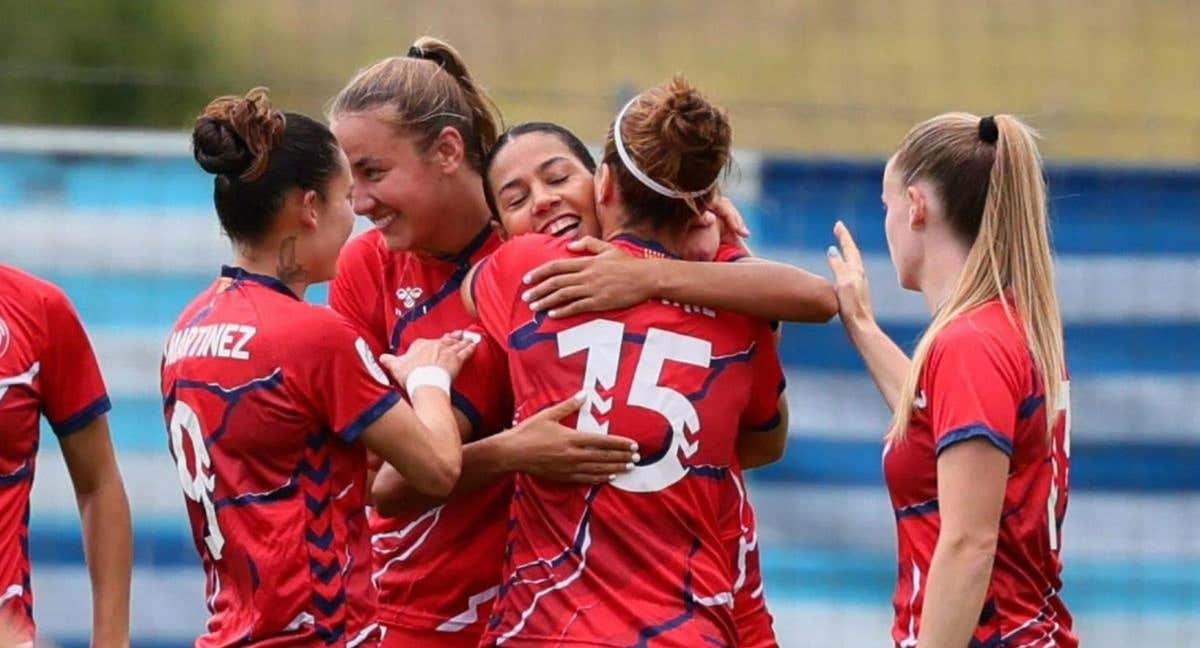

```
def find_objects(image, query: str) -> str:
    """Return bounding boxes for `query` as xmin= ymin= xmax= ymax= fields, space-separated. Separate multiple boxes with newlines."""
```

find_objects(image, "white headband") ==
xmin=612 ymin=95 xmax=719 ymax=200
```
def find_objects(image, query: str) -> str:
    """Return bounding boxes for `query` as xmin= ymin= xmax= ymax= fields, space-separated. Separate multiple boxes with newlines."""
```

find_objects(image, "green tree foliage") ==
xmin=0 ymin=0 xmax=215 ymax=127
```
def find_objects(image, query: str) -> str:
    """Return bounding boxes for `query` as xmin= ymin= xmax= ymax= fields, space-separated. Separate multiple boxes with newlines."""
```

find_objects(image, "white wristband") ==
xmin=406 ymin=366 xmax=451 ymax=396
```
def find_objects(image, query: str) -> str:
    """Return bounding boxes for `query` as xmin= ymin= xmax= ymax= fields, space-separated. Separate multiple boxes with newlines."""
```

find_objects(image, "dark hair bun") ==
xmin=192 ymin=87 xmax=285 ymax=181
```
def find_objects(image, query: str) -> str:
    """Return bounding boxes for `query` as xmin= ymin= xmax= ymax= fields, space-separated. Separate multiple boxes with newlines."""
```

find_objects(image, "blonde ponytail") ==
xmin=889 ymin=113 xmax=1066 ymax=440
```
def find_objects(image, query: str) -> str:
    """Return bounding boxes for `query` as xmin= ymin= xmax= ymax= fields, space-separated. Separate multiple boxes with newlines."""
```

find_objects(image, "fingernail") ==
xmin=827 ymin=245 xmax=840 ymax=258
xmin=521 ymin=290 xmax=532 ymax=302
xmin=629 ymin=442 xmax=639 ymax=452
xmin=631 ymin=453 xmax=641 ymax=463
xmin=530 ymin=301 xmax=541 ymax=311
xmin=548 ymin=309 xmax=559 ymax=318
xmin=625 ymin=463 xmax=635 ymax=471
xmin=575 ymin=390 xmax=586 ymax=402
xmin=608 ymin=474 xmax=617 ymax=481
xmin=523 ymin=273 xmax=533 ymax=285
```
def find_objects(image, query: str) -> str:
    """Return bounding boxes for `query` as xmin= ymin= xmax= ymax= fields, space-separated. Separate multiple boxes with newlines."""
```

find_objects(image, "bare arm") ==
xmin=59 ymin=414 xmax=131 ymax=648
xmin=359 ymin=336 xmax=475 ymax=497
xmin=521 ymin=238 xmax=837 ymax=323
xmin=917 ymin=439 xmax=1008 ymax=647
xmin=827 ymin=221 xmax=911 ymax=410
xmin=372 ymin=394 xmax=639 ymax=517
xmin=736 ymin=395 xmax=790 ymax=469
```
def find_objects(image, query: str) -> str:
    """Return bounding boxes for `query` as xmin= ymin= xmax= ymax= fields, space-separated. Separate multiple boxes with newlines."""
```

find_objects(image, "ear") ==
xmin=906 ymin=184 xmax=927 ymax=231
xmin=594 ymin=163 xmax=614 ymax=206
xmin=299 ymin=190 xmax=320 ymax=231
xmin=490 ymin=218 xmax=511 ymax=242
xmin=431 ymin=126 xmax=466 ymax=174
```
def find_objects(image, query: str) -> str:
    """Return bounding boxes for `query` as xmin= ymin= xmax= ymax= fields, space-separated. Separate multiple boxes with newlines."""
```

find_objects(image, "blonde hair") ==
xmin=329 ymin=36 xmax=502 ymax=172
xmin=889 ymin=113 xmax=1066 ymax=441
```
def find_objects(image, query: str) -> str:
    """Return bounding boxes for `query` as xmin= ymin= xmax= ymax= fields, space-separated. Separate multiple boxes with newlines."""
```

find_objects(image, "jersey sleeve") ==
xmin=925 ymin=326 xmax=1023 ymax=457
xmin=289 ymin=309 xmax=401 ymax=444
xmin=330 ymin=232 xmax=389 ymax=354
xmin=39 ymin=285 xmax=111 ymax=437
xmin=740 ymin=321 xmax=785 ymax=431
xmin=714 ymin=242 xmax=750 ymax=264
xmin=449 ymin=324 xmax=513 ymax=437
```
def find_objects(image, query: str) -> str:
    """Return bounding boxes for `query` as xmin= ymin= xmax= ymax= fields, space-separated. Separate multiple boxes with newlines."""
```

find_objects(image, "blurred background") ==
xmin=1 ymin=1 xmax=1197 ymax=646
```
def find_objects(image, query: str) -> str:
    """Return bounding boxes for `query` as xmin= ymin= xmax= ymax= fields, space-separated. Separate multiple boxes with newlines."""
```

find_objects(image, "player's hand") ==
xmin=709 ymin=194 xmax=751 ymax=244
xmin=380 ymin=332 xmax=476 ymax=386
xmin=521 ymin=237 xmax=653 ymax=319
xmin=826 ymin=220 xmax=877 ymax=335
xmin=507 ymin=393 xmax=639 ymax=484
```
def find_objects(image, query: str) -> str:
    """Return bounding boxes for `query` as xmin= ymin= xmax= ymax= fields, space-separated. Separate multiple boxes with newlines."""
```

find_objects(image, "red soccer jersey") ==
xmin=471 ymin=234 xmax=785 ymax=647
xmin=331 ymin=227 xmax=513 ymax=644
xmin=883 ymin=299 xmax=1075 ymax=648
xmin=712 ymin=243 xmax=779 ymax=648
xmin=161 ymin=266 xmax=401 ymax=647
xmin=0 ymin=265 xmax=110 ymax=640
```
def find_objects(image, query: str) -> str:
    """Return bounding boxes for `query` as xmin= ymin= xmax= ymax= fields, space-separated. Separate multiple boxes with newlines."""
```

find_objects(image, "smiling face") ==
xmin=486 ymin=131 xmax=600 ymax=239
xmin=331 ymin=109 xmax=448 ymax=252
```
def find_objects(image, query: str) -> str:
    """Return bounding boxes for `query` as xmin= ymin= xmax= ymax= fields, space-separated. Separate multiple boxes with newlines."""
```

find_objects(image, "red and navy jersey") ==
xmin=0 ymin=265 xmax=110 ymax=640
xmin=712 ymin=242 xmax=778 ymax=647
xmin=722 ymin=464 xmax=776 ymax=648
xmin=331 ymin=227 xmax=513 ymax=642
xmin=471 ymin=234 xmax=784 ymax=647
xmin=883 ymin=299 xmax=1075 ymax=648
xmin=161 ymin=266 xmax=400 ymax=647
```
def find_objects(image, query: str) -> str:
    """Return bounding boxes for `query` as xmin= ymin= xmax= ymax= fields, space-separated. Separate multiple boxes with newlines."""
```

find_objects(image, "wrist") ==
xmin=406 ymin=366 xmax=451 ymax=397
xmin=490 ymin=428 xmax=522 ymax=473
xmin=844 ymin=313 xmax=881 ymax=343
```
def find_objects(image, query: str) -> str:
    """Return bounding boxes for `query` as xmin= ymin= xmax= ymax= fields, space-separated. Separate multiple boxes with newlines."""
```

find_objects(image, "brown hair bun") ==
xmin=192 ymin=87 xmax=286 ymax=182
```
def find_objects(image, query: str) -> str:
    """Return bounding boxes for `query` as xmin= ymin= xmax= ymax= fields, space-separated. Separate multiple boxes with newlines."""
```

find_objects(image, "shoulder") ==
xmin=0 ymin=264 xmax=67 ymax=308
xmin=713 ymin=242 xmax=749 ymax=263
xmin=930 ymin=300 xmax=1029 ymax=370
xmin=337 ymin=229 xmax=390 ymax=274
xmin=277 ymin=303 xmax=360 ymax=346
xmin=486 ymin=233 xmax=573 ymax=277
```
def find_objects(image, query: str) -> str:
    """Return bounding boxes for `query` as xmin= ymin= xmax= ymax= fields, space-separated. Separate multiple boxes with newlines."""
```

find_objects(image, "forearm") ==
xmin=917 ymin=535 xmax=997 ymax=648
xmin=77 ymin=478 xmax=132 ymax=646
xmin=652 ymin=259 xmax=837 ymax=323
xmin=374 ymin=431 xmax=516 ymax=517
xmin=737 ymin=396 xmax=790 ymax=469
xmin=845 ymin=319 xmax=911 ymax=411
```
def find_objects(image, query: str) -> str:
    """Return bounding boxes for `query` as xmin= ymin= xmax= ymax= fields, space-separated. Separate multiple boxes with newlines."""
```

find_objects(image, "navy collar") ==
xmin=432 ymin=225 xmax=494 ymax=266
xmin=220 ymin=265 xmax=301 ymax=301
xmin=607 ymin=233 xmax=682 ymax=260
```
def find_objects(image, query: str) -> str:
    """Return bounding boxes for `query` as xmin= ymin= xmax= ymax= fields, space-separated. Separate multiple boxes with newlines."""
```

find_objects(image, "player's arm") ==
xmin=827 ymin=221 xmax=910 ymax=410
xmin=357 ymin=335 xmax=474 ymax=497
xmin=916 ymin=438 xmax=1007 ymax=648
xmin=917 ymin=327 xmax=1021 ymax=647
xmin=372 ymin=393 xmax=637 ymax=516
xmin=59 ymin=414 xmax=132 ymax=647
xmin=520 ymin=237 xmax=837 ymax=323
xmin=737 ymin=394 xmax=789 ymax=469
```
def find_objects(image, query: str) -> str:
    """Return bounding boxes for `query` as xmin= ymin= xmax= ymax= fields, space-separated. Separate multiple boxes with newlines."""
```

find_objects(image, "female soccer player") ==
xmin=827 ymin=113 xmax=1075 ymax=647
xmin=327 ymin=38 xmax=640 ymax=648
xmin=479 ymin=120 xmax=838 ymax=647
xmin=467 ymin=77 xmax=788 ymax=646
xmin=0 ymin=266 xmax=132 ymax=646
xmin=162 ymin=88 xmax=466 ymax=647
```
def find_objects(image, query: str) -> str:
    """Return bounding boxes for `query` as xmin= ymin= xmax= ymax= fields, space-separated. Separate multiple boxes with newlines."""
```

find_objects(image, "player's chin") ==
xmin=381 ymin=227 xmax=418 ymax=253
